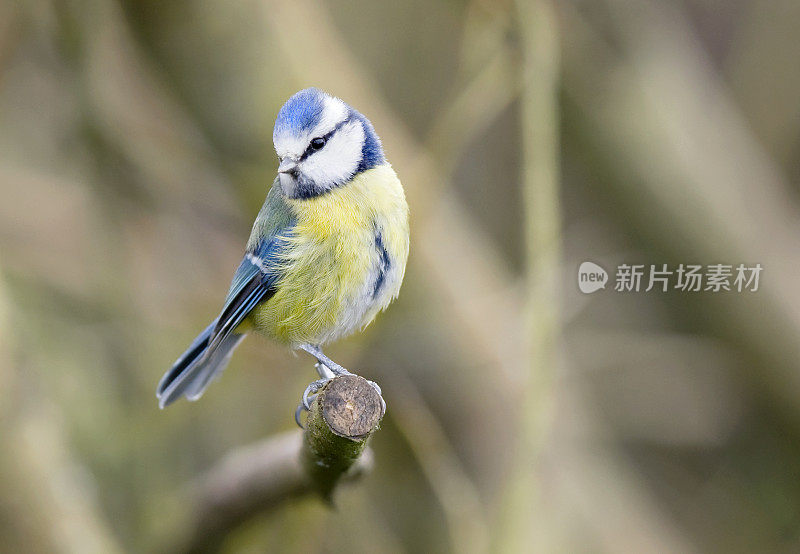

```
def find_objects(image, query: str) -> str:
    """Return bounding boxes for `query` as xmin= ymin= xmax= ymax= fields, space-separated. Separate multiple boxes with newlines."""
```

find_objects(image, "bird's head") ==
xmin=272 ymin=88 xmax=385 ymax=199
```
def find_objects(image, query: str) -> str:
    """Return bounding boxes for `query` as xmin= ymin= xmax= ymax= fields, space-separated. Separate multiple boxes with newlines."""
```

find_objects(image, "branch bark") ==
xmin=174 ymin=375 xmax=382 ymax=554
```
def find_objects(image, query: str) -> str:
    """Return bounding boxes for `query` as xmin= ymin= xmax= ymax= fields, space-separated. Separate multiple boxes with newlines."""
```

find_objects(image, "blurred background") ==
xmin=1 ymin=0 xmax=800 ymax=552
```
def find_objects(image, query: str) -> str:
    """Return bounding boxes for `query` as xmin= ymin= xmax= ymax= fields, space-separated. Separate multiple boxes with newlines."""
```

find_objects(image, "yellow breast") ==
xmin=248 ymin=164 xmax=409 ymax=346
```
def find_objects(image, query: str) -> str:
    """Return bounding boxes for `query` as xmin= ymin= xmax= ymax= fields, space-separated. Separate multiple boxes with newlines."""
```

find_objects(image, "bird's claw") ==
xmin=295 ymin=378 xmax=329 ymax=428
xmin=366 ymin=379 xmax=386 ymax=416
xmin=367 ymin=379 xmax=382 ymax=396
xmin=303 ymin=379 xmax=327 ymax=410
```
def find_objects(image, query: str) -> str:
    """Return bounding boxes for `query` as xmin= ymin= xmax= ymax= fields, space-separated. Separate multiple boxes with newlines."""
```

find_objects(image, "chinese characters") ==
xmin=613 ymin=264 xmax=762 ymax=292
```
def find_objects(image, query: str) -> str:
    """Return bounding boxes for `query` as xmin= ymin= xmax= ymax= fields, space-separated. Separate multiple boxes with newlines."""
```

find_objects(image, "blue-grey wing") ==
xmin=206 ymin=181 xmax=294 ymax=351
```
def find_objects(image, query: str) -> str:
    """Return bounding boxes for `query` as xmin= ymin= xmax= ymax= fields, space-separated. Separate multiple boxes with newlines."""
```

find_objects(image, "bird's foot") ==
xmin=294 ymin=362 xmax=386 ymax=428
xmin=312 ymin=355 xmax=384 ymax=405
xmin=294 ymin=378 xmax=328 ymax=428
xmin=368 ymin=379 xmax=386 ymax=416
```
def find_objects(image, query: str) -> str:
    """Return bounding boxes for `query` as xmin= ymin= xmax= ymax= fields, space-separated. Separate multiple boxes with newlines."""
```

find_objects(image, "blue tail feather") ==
xmin=156 ymin=320 xmax=245 ymax=409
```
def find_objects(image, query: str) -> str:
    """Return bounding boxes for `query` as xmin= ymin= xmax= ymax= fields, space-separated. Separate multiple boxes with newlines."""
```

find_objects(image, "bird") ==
xmin=156 ymin=88 xmax=409 ymax=421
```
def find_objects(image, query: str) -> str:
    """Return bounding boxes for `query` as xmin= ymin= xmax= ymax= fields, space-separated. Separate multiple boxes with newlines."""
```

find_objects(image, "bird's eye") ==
xmin=310 ymin=137 xmax=326 ymax=150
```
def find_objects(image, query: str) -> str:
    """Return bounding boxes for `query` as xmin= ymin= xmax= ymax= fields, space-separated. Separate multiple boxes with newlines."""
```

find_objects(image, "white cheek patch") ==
xmin=300 ymin=121 xmax=364 ymax=190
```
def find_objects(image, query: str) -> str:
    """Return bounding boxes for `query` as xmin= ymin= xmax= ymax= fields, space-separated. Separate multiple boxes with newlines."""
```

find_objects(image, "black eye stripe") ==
xmin=299 ymin=115 xmax=354 ymax=161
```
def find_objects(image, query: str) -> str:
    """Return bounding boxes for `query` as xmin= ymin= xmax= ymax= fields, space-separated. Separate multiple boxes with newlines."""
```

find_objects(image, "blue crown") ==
xmin=273 ymin=88 xmax=326 ymax=139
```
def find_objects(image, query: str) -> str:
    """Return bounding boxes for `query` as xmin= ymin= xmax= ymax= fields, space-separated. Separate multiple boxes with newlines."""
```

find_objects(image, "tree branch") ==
xmin=174 ymin=375 xmax=382 ymax=554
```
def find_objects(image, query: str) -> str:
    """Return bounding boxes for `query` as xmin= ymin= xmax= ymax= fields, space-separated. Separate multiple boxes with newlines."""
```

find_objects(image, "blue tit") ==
xmin=156 ymin=88 xmax=409 ymax=414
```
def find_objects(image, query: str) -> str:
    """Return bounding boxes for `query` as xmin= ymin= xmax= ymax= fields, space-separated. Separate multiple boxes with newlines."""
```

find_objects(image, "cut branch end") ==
xmin=302 ymin=374 xmax=384 ymax=499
